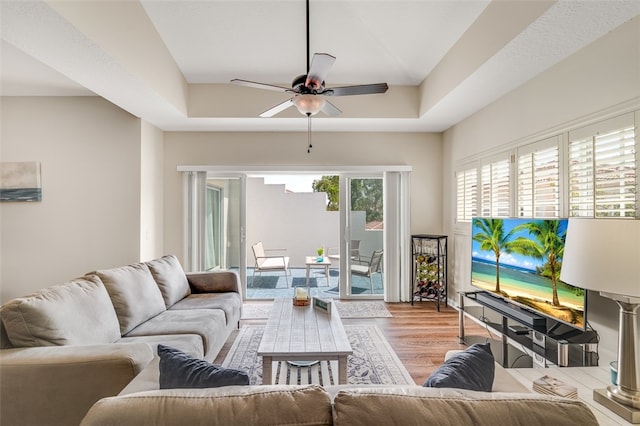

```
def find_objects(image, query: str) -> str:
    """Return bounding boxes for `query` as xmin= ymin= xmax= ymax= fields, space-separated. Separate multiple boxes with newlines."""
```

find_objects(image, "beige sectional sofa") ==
xmin=0 ymin=255 xmax=242 ymax=426
xmin=2 ymin=255 xmax=599 ymax=426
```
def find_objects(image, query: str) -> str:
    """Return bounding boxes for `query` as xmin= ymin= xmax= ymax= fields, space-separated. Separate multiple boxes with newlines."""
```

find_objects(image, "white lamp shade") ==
xmin=561 ymin=218 xmax=640 ymax=297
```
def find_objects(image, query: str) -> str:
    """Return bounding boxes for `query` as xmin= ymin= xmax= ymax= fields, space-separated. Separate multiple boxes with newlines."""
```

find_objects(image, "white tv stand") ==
xmin=458 ymin=291 xmax=599 ymax=368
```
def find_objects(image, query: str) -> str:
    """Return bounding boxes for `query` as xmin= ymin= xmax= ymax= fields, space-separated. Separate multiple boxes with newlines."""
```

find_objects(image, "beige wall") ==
xmin=0 ymin=97 xmax=143 ymax=302
xmin=140 ymin=121 xmax=164 ymax=262
xmin=442 ymin=17 xmax=640 ymax=363
xmin=162 ymin=131 xmax=443 ymax=260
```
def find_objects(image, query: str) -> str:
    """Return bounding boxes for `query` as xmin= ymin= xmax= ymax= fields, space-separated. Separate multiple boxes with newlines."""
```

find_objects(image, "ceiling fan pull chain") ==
xmin=307 ymin=113 xmax=312 ymax=153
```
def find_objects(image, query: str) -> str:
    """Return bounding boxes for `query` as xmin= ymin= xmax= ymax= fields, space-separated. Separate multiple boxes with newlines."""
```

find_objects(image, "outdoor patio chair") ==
xmin=251 ymin=241 xmax=291 ymax=287
xmin=351 ymin=249 xmax=383 ymax=293
xmin=327 ymin=240 xmax=362 ymax=262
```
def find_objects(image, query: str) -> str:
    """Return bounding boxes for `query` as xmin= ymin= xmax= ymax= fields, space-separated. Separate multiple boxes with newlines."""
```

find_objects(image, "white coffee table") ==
xmin=257 ymin=298 xmax=352 ymax=385
xmin=305 ymin=256 xmax=331 ymax=287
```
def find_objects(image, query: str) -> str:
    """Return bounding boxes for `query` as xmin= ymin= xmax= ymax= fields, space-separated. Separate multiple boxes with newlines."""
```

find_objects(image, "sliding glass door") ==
xmin=184 ymin=172 xmax=246 ymax=295
xmin=204 ymin=178 xmax=244 ymax=276
xmin=181 ymin=166 xmax=410 ymax=302
xmin=340 ymin=174 xmax=385 ymax=298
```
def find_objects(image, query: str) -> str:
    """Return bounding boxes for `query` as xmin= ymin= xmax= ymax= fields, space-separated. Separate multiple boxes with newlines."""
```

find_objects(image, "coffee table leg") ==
xmin=338 ymin=355 xmax=348 ymax=384
xmin=262 ymin=356 xmax=272 ymax=385
xmin=324 ymin=264 xmax=330 ymax=286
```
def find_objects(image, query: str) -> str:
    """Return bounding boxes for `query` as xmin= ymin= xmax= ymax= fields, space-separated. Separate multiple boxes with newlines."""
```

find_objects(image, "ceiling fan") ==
xmin=230 ymin=0 xmax=389 ymax=119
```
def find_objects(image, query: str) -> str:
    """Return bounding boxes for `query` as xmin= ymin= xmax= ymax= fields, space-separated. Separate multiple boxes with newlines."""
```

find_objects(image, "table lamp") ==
xmin=561 ymin=218 xmax=640 ymax=424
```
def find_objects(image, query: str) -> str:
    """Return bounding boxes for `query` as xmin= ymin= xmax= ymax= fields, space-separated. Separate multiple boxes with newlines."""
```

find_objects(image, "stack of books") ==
xmin=533 ymin=375 xmax=578 ymax=399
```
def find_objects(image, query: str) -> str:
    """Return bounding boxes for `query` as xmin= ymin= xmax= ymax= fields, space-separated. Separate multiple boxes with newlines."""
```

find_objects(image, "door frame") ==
xmin=178 ymin=165 xmax=411 ymax=302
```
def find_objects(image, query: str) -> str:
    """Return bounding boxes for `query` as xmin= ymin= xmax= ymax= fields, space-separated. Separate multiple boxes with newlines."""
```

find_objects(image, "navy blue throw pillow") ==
xmin=158 ymin=344 xmax=249 ymax=389
xmin=422 ymin=342 xmax=495 ymax=392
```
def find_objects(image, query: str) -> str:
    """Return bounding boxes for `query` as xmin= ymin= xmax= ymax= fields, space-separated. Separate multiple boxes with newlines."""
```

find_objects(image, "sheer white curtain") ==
xmin=383 ymin=171 xmax=411 ymax=302
xmin=183 ymin=171 xmax=207 ymax=272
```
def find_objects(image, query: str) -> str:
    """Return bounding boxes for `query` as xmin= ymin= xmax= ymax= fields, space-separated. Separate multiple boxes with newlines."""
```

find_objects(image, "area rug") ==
xmin=241 ymin=301 xmax=392 ymax=320
xmin=222 ymin=324 xmax=414 ymax=386
xmin=334 ymin=301 xmax=392 ymax=318
xmin=241 ymin=303 xmax=273 ymax=320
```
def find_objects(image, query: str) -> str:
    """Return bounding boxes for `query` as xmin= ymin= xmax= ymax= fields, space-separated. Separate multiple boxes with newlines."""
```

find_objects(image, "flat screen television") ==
xmin=471 ymin=217 xmax=586 ymax=330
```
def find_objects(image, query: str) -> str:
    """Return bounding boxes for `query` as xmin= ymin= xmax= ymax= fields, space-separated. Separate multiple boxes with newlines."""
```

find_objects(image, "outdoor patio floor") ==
xmin=245 ymin=267 xmax=383 ymax=299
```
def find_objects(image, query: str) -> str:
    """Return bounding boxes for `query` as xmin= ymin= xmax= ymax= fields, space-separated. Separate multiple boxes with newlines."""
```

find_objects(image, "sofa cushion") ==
xmin=169 ymin=292 xmax=242 ymax=327
xmin=95 ymin=263 xmax=166 ymax=335
xmin=332 ymin=387 xmax=599 ymax=426
xmin=124 ymin=309 xmax=227 ymax=362
xmin=145 ymin=255 xmax=191 ymax=308
xmin=119 ymin=334 xmax=204 ymax=361
xmin=158 ymin=345 xmax=249 ymax=389
xmin=0 ymin=275 xmax=121 ymax=347
xmin=423 ymin=343 xmax=495 ymax=392
xmin=80 ymin=385 xmax=333 ymax=426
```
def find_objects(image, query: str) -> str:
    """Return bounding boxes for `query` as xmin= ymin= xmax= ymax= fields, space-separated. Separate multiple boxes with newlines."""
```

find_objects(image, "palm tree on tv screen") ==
xmin=512 ymin=220 xmax=565 ymax=307
xmin=472 ymin=218 xmax=526 ymax=294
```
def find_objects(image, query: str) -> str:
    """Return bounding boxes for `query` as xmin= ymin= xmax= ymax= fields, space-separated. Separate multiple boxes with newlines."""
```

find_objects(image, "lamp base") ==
xmin=594 ymin=388 xmax=640 ymax=423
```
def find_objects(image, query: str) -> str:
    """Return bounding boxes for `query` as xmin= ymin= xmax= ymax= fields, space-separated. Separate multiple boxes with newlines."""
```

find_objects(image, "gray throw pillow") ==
xmin=158 ymin=344 xmax=249 ymax=389
xmin=422 ymin=342 xmax=495 ymax=391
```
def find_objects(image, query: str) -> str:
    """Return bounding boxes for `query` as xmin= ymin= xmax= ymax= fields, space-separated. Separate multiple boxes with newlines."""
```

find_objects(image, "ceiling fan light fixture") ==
xmin=292 ymin=94 xmax=325 ymax=116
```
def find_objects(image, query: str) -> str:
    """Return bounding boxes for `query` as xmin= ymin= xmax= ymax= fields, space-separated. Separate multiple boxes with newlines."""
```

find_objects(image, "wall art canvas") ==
xmin=0 ymin=161 xmax=42 ymax=202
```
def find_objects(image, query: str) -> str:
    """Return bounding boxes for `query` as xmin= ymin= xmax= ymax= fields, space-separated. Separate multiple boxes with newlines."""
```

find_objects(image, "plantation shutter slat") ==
xmin=479 ymin=158 xmax=510 ymax=218
xmin=456 ymin=167 xmax=477 ymax=222
xmin=568 ymin=113 xmax=636 ymax=218
xmin=517 ymin=140 xmax=560 ymax=218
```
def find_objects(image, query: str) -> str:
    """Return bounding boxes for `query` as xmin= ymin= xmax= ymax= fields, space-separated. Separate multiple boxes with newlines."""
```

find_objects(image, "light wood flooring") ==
xmin=214 ymin=300 xmax=486 ymax=385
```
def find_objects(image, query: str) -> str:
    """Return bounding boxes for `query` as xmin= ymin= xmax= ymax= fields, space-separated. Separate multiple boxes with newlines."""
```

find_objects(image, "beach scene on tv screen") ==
xmin=471 ymin=218 xmax=585 ymax=329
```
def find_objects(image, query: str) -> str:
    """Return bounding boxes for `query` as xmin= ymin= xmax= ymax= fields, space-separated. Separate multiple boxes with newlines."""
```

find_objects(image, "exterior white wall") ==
xmin=442 ymin=17 xmax=640 ymax=364
xmin=246 ymin=177 xmax=340 ymax=267
xmin=162 ymin=131 xmax=443 ymax=263
xmin=0 ymin=97 xmax=142 ymax=303
xmin=245 ymin=177 xmax=380 ymax=268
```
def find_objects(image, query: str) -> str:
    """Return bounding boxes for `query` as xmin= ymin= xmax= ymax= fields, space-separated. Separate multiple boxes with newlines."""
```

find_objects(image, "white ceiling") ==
xmin=1 ymin=1 xmax=639 ymax=133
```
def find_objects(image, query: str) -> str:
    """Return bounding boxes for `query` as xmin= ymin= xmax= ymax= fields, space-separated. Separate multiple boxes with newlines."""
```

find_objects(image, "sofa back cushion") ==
xmin=332 ymin=387 xmax=599 ymax=426
xmin=145 ymin=255 xmax=191 ymax=308
xmin=1 ymin=317 xmax=13 ymax=349
xmin=95 ymin=263 xmax=166 ymax=335
xmin=80 ymin=385 xmax=333 ymax=426
xmin=0 ymin=275 xmax=121 ymax=347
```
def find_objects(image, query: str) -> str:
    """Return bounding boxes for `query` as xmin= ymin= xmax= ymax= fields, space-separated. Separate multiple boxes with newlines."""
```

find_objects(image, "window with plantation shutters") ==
xmin=517 ymin=138 xmax=560 ymax=218
xmin=456 ymin=167 xmax=477 ymax=222
xmin=568 ymin=113 xmax=637 ymax=218
xmin=480 ymin=157 xmax=510 ymax=217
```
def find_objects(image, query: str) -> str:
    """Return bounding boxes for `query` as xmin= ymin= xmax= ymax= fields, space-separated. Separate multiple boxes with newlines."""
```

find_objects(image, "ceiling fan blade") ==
xmin=259 ymin=99 xmax=295 ymax=117
xmin=305 ymin=53 xmax=336 ymax=91
xmin=231 ymin=79 xmax=291 ymax=93
xmin=321 ymin=100 xmax=342 ymax=117
xmin=323 ymin=83 xmax=389 ymax=97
